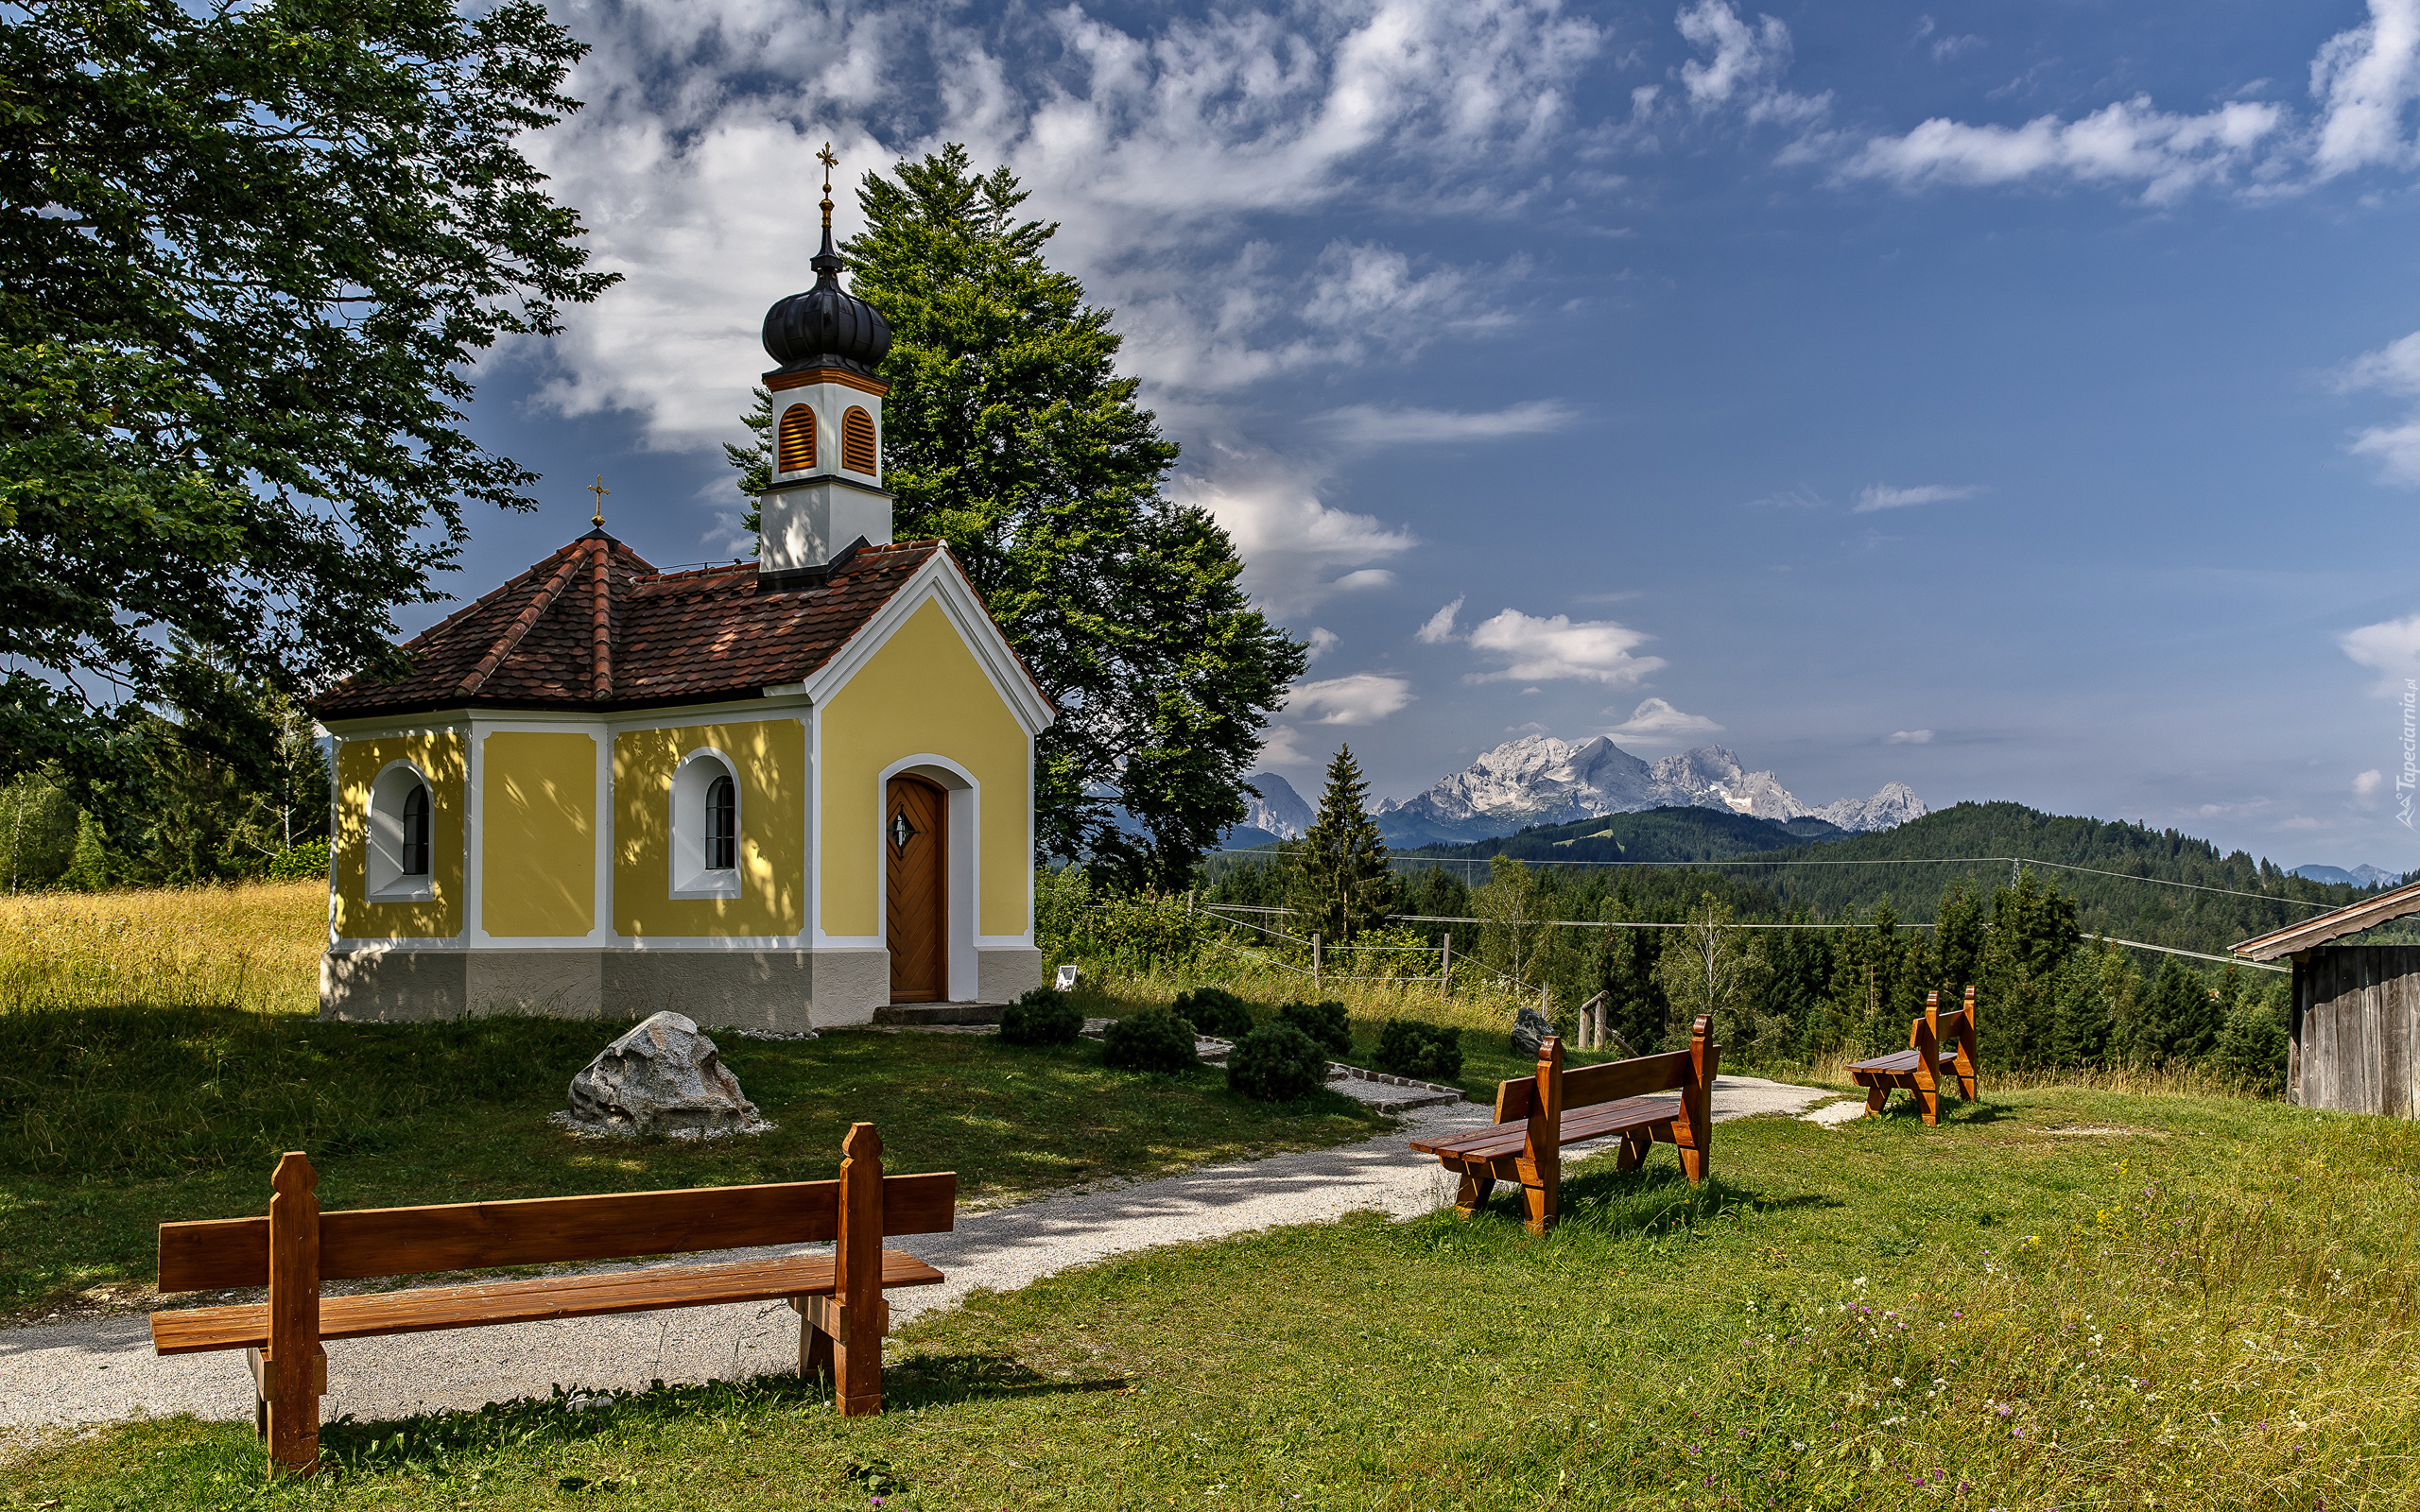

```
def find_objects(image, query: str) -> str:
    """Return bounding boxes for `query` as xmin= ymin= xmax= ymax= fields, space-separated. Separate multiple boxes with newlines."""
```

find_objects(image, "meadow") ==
xmin=13 ymin=1085 xmax=2417 ymax=1510
xmin=7 ymin=884 xmax=2416 ymax=1509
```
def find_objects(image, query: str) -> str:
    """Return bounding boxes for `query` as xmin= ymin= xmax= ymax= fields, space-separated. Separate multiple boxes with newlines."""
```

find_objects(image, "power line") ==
xmin=1215 ymin=847 xmax=2338 ymax=910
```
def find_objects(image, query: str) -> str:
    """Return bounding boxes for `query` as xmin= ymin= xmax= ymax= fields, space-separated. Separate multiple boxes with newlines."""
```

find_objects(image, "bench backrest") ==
xmin=1493 ymin=1014 xmax=1717 ymax=1125
xmin=159 ymin=1121 xmax=955 ymax=1292
xmin=1910 ymin=987 xmax=1980 ymax=1089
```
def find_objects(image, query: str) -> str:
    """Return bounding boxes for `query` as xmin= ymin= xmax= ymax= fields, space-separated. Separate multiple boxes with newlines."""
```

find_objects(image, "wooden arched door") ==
xmin=885 ymin=775 xmax=948 ymax=1002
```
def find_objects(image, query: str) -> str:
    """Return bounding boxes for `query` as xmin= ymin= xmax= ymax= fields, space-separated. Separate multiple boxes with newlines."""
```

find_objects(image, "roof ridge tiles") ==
xmin=457 ymin=549 xmax=586 ymax=698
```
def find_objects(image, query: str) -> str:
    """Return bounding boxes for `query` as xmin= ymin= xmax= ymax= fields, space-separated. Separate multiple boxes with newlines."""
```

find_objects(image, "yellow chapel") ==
xmin=312 ymin=198 xmax=1050 ymax=1029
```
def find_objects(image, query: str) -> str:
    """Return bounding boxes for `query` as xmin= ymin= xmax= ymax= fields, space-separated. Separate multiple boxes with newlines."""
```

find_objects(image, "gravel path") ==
xmin=0 ymin=1074 xmax=1825 ymax=1434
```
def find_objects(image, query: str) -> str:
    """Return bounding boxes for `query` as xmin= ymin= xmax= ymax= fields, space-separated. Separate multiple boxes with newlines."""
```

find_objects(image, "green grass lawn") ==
xmin=0 ymin=1005 xmax=1386 ymax=1316
xmin=14 ymin=1082 xmax=2418 ymax=1509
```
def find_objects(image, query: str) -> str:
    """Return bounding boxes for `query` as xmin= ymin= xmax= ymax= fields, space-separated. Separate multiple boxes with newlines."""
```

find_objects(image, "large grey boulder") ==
xmin=562 ymin=1012 xmax=767 ymax=1138
xmin=1510 ymin=1005 xmax=1560 ymax=1059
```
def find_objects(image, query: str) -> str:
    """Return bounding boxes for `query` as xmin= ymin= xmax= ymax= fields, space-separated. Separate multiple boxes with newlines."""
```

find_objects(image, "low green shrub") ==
xmin=1276 ymin=999 xmax=1352 ymax=1056
xmin=1374 ymin=1018 xmax=1462 ymax=1081
xmin=1170 ymin=986 xmax=1253 ymax=1039
xmin=999 ymin=987 xmax=1083 ymax=1046
xmin=1227 ymin=1023 xmax=1330 ymax=1102
xmin=1102 ymin=1009 xmax=1200 ymax=1073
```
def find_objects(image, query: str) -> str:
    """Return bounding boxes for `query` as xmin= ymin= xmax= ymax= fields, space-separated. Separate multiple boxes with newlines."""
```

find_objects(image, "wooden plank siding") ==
xmin=2291 ymin=946 xmax=2420 ymax=1116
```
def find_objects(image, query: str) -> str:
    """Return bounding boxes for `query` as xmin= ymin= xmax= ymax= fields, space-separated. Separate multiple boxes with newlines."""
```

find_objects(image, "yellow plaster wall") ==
xmin=481 ymin=732 xmax=596 ymax=938
xmin=820 ymin=597 xmax=1031 ymax=939
xmin=614 ymin=719 xmax=805 ymax=936
xmin=332 ymin=732 xmax=466 ymax=940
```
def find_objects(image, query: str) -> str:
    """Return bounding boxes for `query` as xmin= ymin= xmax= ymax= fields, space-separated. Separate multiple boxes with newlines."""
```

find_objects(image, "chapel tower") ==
xmin=757 ymin=146 xmax=892 ymax=585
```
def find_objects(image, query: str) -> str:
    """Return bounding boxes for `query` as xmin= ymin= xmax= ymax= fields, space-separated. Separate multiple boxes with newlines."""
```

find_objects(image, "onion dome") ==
xmin=761 ymin=168 xmax=891 ymax=377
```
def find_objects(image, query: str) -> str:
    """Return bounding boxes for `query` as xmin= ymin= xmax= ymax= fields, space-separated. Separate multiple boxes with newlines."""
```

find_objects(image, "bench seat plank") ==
xmin=150 ymin=1249 xmax=943 ymax=1356
xmin=1845 ymin=1048 xmax=1957 ymax=1075
xmin=1409 ymin=1095 xmax=1681 ymax=1162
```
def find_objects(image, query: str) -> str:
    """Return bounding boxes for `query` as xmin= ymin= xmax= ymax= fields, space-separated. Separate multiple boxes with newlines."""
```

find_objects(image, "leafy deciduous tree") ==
xmin=2 ymin=0 xmax=614 ymax=773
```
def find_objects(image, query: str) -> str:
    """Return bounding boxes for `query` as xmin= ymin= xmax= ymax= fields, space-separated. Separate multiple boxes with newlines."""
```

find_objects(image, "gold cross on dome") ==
xmin=588 ymin=474 xmax=610 ymax=528
xmin=818 ymin=143 xmax=838 ymax=226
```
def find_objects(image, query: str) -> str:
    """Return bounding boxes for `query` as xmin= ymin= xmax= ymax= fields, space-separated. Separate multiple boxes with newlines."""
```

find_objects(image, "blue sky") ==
xmin=437 ymin=0 xmax=2420 ymax=871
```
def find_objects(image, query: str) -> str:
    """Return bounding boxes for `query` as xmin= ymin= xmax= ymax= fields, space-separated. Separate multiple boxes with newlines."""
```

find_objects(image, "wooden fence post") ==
xmin=1441 ymin=933 xmax=1452 ymax=995
xmin=1312 ymin=933 xmax=1322 ymax=991
xmin=263 ymin=1151 xmax=323 ymax=1477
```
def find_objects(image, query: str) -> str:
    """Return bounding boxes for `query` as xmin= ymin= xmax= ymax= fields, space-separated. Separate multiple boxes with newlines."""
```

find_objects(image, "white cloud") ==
xmin=2273 ymin=815 xmax=2326 ymax=832
xmin=1674 ymin=1 xmax=1830 ymax=129
xmin=520 ymin=0 xmax=1608 ymax=447
xmin=2340 ymin=611 xmax=2420 ymax=693
xmin=1172 ymin=472 xmax=1417 ymax=619
xmin=1855 ymin=482 xmax=1979 ymax=513
xmin=1288 ymin=672 xmax=1416 ymax=725
xmin=1256 ymin=726 xmax=1313 ymax=766
xmin=2357 ymin=767 xmax=2387 ymax=798
xmin=1415 ymin=595 xmax=1465 ymax=644
xmin=2311 ymin=0 xmax=2420 ymax=180
xmin=2339 ymin=331 xmax=2420 ymax=485
xmin=1604 ymin=697 xmax=1722 ymax=743
xmin=1304 ymin=627 xmax=1340 ymax=662
xmin=1316 ymin=400 xmax=1577 ymax=445
xmin=1465 ymin=608 xmax=1666 ymax=686
xmin=1841 ymin=97 xmax=2285 ymax=204
xmin=1887 ymin=729 xmax=1934 ymax=745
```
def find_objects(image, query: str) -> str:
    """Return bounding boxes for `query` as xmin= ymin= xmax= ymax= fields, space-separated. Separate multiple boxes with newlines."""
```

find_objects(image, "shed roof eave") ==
xmin=2233 ymin=875 xmax=2420 ymax=961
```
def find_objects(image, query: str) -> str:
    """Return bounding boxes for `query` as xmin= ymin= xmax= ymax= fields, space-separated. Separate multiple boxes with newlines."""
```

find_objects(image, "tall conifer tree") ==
xmin=730 ymin=146 xmax=1303 ymax=885
xmin=1288 ymin=747 xmax=1394 ymax=943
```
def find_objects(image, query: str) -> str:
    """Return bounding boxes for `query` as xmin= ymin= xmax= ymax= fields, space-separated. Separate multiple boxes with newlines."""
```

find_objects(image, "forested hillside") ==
xmin=1188 ymin=799 xmax=2396 ymax=1087
xmin=1389 ymin=800 xmax=2387 ymax=957
xmin=1392 ymin=805 xmax=1846 ymax=866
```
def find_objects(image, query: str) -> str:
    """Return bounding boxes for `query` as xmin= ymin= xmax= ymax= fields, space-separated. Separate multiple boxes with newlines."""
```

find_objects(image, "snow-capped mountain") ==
xmin=1240 ymin=772 xmax=1312 ymax=839
xmin=1813 ymin=782 xmax=1927 ymax=833
xmin=1374 ymin=735 xmax=1924 ymax=845
xmin=2290 ymin=863 xmax=2404 ymax=889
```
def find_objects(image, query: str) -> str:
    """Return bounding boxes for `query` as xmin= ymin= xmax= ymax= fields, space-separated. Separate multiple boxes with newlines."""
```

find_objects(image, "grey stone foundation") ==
xmin=320 ymin=946 xmax=894 ymax=1031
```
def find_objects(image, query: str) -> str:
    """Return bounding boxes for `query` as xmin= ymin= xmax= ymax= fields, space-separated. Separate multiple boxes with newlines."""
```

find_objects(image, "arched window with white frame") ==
xmin=366 ymin=760 xmax=438 ymax=900
xmin=670 ymin=748 xmax=743 ymax=899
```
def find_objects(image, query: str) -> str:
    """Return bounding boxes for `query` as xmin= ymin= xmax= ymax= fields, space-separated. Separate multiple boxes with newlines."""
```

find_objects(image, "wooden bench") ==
xmin=151 ymin=1122 xmax=952 ymax=1476
xmin=1846 ymin=987 xmax=1979 ymax=1125
xmin=1408 ymin=1015 xmax=1719 ymax=1234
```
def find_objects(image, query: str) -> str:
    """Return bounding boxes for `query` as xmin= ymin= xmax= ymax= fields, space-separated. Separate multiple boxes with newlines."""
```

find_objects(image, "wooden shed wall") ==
xmin=2292 ymin=946 xmax=2420 ymax=1116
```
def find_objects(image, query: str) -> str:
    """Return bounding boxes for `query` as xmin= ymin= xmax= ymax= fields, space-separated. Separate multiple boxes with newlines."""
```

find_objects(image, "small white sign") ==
xmin=1054 ymin=964 xmax=1080 ymax=991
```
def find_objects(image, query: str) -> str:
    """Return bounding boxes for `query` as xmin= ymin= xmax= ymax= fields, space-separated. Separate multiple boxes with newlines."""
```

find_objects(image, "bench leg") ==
xmin=1918 ymin=1085 xmax=1940 ymax=1126
xmin=1451 ymin=1171 xmax=1495 ymax=1218
xmin=799 ymin=1308 xmax=835 ymax=1387
xmin=1615 ymin=1128 xmax=1650 ymax=1172
xmin=1861 ymin=1084 xmax=1888 ymax=1117
xmin=1520 ymin=1177 xmax=1554 ymax=1234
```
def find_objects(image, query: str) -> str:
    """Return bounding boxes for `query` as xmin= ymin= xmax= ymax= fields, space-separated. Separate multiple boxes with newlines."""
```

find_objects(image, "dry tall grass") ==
xmin=0 ymin=881 xmax=325 ymax=1017
xmin=1084 ymin=954 xmax=1536 ymax=1037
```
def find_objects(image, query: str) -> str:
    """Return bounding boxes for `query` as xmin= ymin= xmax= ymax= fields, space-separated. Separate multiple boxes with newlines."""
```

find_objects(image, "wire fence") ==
xmin=1193 ymin=902 xmax=2286 ymax=972
xmin=1211 ymin=847 xmax=2349 ymax=913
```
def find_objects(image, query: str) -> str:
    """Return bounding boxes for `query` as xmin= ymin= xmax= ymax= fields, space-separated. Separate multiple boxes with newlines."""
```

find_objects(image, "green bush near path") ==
xmin=0 ymin=1005 xmax=1382 ymax=1315
xmin=19 ymin=1085 xmax=2419 ymax=1508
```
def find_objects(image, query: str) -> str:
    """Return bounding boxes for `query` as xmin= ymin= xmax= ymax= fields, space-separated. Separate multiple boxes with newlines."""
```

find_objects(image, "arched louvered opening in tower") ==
xmin=776 ymin=404 xmax=816 ymax=472
xmin=841 ymin=406 xmax=878 ymax=475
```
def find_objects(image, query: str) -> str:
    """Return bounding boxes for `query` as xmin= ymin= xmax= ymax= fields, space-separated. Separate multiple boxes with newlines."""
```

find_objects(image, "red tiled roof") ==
xmin=316 ymin=534 xmax=951 ymax=719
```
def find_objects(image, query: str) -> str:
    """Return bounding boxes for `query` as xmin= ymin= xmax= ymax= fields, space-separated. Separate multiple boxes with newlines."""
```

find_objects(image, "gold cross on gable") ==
xmin=588 ymin=474 xmax=610 ymax=528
